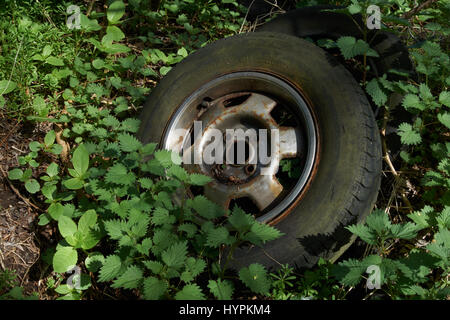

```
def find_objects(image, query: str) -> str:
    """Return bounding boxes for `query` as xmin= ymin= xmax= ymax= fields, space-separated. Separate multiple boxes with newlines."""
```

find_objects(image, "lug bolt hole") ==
xmin=245 ymin=164 xmax=256 ymax=175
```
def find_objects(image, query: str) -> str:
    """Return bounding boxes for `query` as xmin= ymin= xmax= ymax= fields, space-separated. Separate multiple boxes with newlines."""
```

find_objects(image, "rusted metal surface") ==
xmin=161 ymin=71 xmax=318 ymax=224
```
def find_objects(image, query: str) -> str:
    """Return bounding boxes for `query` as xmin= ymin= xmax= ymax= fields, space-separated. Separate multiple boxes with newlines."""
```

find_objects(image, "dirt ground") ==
xmin=0 ymin=115 xmax=48 ymax=296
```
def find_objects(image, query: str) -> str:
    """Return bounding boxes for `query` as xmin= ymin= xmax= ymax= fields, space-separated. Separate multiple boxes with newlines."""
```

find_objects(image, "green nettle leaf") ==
xmin=105 ymin=163 xmax=135 ymax=186
xmin=239 ymin=263 xmax=271 ymax=295
xmin=138 ymin=178 xmax=153 ymax=189
xmin=167 ymin=165 xmax=189 ymax=182
xmin=228 ymin=206 xmax=254 ymax=233
xmin=333 ymin=258 xmax=367 ymax=286
xmin=346 ymin=224 xmax=377 ymax=244
xmin=408 ymin=206 xmax=435 ymax=229
xmin=161 ymin=241 xmax=188 ymax=269
xmin=154 ymin=149 xmax=178 ymax=167
xmin=190 ymin=195 xmax=224 ymax=219
xmin=8 ymin=168 xmax=23 ymax=180
xmin=189 ymin=174 xmax=212 ymax=186
xmin=439 ymin=91 xmax=450 ymax=107
xmin=72 ymin=144 xmax=89 ymax=177
xmin=397 ymin=123 xmax=422 ymax=145
xmin=206 ymin=227 xmax=230 ymax=248
xmin=390 ymin=222 xmax=419 ymax=239
xmin=98 ymin=255 xmax=122 ymax=282
xmin=151 ymin=207 xmax=174 ymax=226
xmin=117 ymin=133 xmax=142 ymax=152
xmin=336 ymin=36 xmax=378 ymax=59
xmin=53 ymin=246 xmax=78 ymax=273
xmin=178 ymin=223 xmax=197 ymax=238
xmin=25 ymin=179 xmax=40 ymax=194
xmin=365 ymin=209 xmax=391 ymax=234
xmin=143 ymin=260 xmax=164 ymax=275
xmin=366 ymin=79 xmax=387 ymax=107
xmin=437 ymin=112 xmax=450 ymax=129
xmin=402 ymin=94 xmax=425 ymax=111
xmin=175 ymin=284 xmax=205 ymax=300
xmin=208 ymin=279 xmax=234 ymax=300
xmin=0 ymin=80 xmax=17 ymax=95
xmin=111 ymin=265 xmax=143 ymax=289
xmin=143 ymin=277 xmax=168 ymax=300
xmin=140 ymin=143 xmax=157 ymax=156
xmin=246 ymin=222 xmax=284 ymax=245
xmin=104 ymin=219 xmax=125 ymax=240
xmin=107 ymin=1 xmax=126 ymax=24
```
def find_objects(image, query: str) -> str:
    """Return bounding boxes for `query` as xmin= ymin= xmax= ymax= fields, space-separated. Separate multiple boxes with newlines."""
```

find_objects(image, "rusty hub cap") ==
xmin=162 ymin=72 xmax=317 ymax=223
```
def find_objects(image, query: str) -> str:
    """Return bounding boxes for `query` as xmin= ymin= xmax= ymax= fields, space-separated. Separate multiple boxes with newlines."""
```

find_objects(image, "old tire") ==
xmin=137 ymin=32 xmax=382 ymax=270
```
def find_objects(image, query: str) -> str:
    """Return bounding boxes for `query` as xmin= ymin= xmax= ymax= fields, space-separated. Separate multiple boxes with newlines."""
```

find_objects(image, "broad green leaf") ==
xmin=44 ymin=130 xmax=56 ymax=146
xmin=53 ymin=246 xmax=78 ymax=273
xmin=46 ymin=162 xmax=59 ymax=177
xmin=8 ymin=168 xmax=23 ymax=180
xmin=78 ymin=210 xmax=97 ymax=234
xmin=63 ymin=177 xmax=84 ymax=190
xmin=46 ymin=56 xmax=65 ymax=66
xmin=0 ymin=80 xmax=17 ymax=95
xmin=72 ymin=144 xmax=89 ymax=176
xmin=58 ymin=216 xmax=77 ymax=239
xmin=107 ymin=1 xmax=126 ymax=24
xmin=25 ymin=179 xmax=40 ymax=194
xmin=48 ymin=202 xmax=65 ymax=220
xmin=105 ymin=26 xmax=125 ymax=41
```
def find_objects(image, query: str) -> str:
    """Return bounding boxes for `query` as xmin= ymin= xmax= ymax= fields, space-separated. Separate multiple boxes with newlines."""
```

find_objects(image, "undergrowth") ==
xmin=0 ymin=0 xmax=449 ymax=300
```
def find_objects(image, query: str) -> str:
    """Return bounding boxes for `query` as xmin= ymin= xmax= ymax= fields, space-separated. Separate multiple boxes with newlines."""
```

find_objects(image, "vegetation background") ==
xmin=0 ymin=0 xmax=448 ymax=300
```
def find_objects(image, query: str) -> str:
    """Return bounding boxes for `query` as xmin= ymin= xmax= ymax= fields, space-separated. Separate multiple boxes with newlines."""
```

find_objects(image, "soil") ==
xmin=0 ymin=115 xmax=50 ymax=297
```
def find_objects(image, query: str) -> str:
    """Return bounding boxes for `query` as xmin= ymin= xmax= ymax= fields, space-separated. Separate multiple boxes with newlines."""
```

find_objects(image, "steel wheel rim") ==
xmin=162 ymin=71 xmax=318 ymax=223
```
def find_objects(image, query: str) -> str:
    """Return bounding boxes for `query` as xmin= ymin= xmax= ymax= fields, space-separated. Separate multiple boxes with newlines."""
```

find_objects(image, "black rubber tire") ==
xmin=255 ymin=6 xmax=415 ymax=161
xmin=137 ymin=32 xmax=382 ymax=270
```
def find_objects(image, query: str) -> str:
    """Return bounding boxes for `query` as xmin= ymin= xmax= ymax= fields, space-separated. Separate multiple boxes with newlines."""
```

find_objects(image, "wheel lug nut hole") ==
xmin=245 ymin=164 xmax=256 ymax=175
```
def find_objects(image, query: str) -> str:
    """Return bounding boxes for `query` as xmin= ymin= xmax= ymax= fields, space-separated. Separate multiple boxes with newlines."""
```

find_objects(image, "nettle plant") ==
xmin=334 ymin=208 xmax=449 ymax=299
xmin=9 ymin=120 xmax=283 ymax=299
